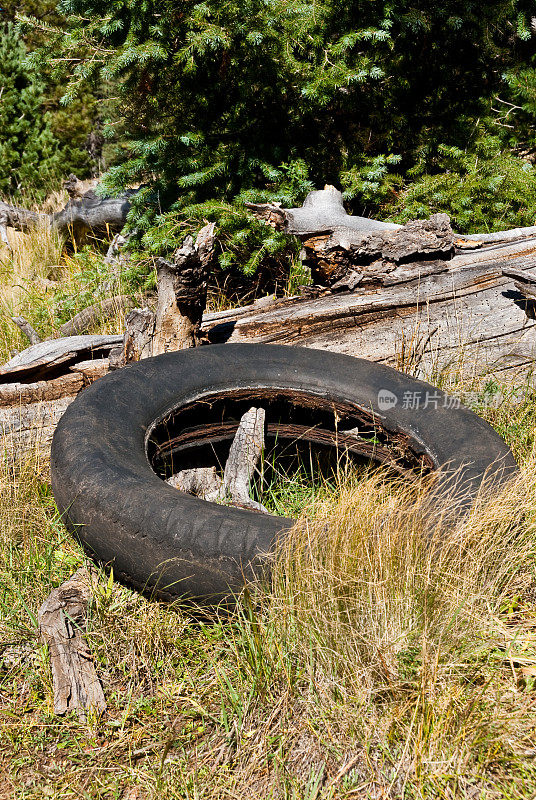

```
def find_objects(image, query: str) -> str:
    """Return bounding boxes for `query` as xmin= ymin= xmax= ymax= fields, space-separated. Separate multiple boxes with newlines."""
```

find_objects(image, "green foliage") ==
xmin=0 ymin=22 xmax=60 ymax=197
xmin=387 ymin=137 xmax=536 ymax=233
xmin=30 ymin=0 xmax=534 ymax=273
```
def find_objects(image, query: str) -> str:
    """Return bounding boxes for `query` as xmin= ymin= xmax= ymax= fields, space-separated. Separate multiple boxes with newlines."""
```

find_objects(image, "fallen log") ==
xmin=0 ymin=334 xmax=122 ymax=382
xmin=202 ymin=236 xmax=536 ymax=379
xmin=246 ymin=185 xmax=536 ymax=287
xmin=0 ymin=174 xmax=135 ymax=245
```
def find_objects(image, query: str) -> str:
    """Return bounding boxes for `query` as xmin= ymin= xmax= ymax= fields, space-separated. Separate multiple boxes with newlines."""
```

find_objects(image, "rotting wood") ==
xmin=38 ymin=567 xmax=106 ymax=719
xmin=152 ymin=222 xmax=215 ymax=355
xmin=246 ymin=184 xmax=536 ymax=287
xmin=201 ymin=238 xmax=536 ymax=379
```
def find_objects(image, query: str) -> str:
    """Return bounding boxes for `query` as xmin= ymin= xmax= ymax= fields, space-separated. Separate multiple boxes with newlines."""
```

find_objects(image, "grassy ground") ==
xmin=3 ymin=222 xmax=536 ymax=798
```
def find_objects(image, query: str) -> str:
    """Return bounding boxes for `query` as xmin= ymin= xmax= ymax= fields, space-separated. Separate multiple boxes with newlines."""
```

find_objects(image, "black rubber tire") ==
xmin=51 ymin=344 xmax=517 ymax=603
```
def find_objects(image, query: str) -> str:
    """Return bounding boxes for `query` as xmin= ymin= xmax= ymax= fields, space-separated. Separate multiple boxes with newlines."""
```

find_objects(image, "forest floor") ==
xmin=2 ymin=219 xmax=536 ymax=799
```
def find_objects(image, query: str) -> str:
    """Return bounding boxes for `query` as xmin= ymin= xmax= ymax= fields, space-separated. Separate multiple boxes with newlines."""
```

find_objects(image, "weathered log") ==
xmin=0 ymin=180 xmax=135 ymax=244
xmin=38 ymin=568 xmax=106 ymax=718
xmin=0 ymin=360 xmax=109 ymax=408
xmin=246 ymin=185 xmax=536 ymax=287
xmin=152 ymin=223 xmax=215 ymax=355
xmin=0 ymin=334 xmax=122 ymax=382
xmin=201 ymin=237 xmax=536 ymax=379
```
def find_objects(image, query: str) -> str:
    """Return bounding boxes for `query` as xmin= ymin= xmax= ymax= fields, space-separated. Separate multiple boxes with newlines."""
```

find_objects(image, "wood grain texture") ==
xmin=38 ymin=568 xmax=106 ymax=718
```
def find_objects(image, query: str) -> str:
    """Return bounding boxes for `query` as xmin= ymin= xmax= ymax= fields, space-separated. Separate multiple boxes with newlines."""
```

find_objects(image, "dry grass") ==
xmin=2 ymin=445 xmax=536 ymax=797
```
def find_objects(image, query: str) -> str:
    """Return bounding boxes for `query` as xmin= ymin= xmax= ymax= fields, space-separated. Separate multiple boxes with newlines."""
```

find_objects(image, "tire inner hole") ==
xmin=146 ymin=389 xmax=434 ymax=511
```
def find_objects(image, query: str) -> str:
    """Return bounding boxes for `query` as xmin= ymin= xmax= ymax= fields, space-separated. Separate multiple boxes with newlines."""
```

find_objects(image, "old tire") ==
xmin=51 ymin=344 xmax=516 ymax=603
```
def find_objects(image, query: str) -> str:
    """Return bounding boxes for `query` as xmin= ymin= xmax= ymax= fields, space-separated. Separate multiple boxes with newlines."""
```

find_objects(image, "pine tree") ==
xmin=35 ymin=1 xmax=536 ymax=269
xmin=0 ymin=22 xmax=60 ymax=197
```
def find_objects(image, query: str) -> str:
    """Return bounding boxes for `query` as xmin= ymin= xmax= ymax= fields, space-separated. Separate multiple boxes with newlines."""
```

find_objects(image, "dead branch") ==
xmin=0 ymin=175 xmax=135 ymax=244
xmin=57 ymin=295 xmax=136 ymax=338
xmin=11 ymin=316 xmax=42 ymax=346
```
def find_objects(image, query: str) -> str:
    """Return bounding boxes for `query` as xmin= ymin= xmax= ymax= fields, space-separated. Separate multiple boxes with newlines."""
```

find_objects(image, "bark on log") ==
xmin=201 ymin=237 xmax=536 ymax=380
xmin=246 ymin=185 xmax=536 ymax=287
xmin=38 ymin=568 xmax=106 ymax=718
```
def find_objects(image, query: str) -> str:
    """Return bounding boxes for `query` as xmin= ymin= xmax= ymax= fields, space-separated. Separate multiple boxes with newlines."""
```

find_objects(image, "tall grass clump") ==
xmin=236 ymin=464 xmax=536 ymax=794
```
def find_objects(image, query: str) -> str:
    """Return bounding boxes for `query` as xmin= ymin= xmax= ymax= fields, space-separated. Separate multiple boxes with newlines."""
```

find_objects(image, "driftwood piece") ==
xmin=223 ymin=407 xmax=267 ymax=512
xmin=0 ymin=179 xmax=135 ymax=244
xmin=0 ymin=334 xmax=122 ymax=381
xmin=168 ymin=407 xmax=268 ymax=512
xmin=38 ymin=568 xmax=106 ymax=718
xmin=152 ymin=223 xmax=215 ymax=355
